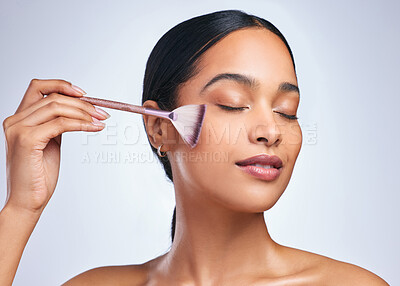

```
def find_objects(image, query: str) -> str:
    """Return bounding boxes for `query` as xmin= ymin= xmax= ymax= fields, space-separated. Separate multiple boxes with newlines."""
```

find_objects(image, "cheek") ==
xmin=188 ymin=114 xmax=237 ymax=167
xmin=284 ymin=123 xmax=302 ymax=162
xmin=172 ymin=115 xmax=240 ymax=191
xmin=171 ymin=114 xmax=234 ymax=178
xmin=276 ymin=123 xmax=302 ymax=192
xmin=196 ymin=111 xmax=247 ymax=150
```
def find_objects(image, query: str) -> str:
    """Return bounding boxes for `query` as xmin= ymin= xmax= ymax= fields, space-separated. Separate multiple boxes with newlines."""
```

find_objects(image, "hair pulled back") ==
xmin=141 ymin=9 xmax=296 ymax=244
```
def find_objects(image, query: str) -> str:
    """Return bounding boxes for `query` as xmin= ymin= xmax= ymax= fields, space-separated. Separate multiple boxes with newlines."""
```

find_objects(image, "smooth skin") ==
xmin=0 ymin=79 xmax=109 ymax=285
xmin=1 ymin=28 xmax=389 ymax=285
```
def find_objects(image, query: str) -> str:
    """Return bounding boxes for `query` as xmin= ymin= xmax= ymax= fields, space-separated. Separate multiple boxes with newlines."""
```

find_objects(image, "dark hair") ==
xmin=141 ymin=9 xmax=296 ymax=244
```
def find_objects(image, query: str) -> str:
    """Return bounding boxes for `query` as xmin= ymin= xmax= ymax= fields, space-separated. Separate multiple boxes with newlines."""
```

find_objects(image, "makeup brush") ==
xmin=79 ymin=96 xmax=207 ymax=148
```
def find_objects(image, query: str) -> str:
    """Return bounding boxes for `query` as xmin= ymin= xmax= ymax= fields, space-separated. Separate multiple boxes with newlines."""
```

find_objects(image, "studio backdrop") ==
xmin=0 ymin=0 xmax=398 ymax=285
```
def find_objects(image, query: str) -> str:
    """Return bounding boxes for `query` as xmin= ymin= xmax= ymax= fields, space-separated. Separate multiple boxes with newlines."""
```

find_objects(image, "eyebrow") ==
xmin=200 ymin=73 xmax=300 ymax=97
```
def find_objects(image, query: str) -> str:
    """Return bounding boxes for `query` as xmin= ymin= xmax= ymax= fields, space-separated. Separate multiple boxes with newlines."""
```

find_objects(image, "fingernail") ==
xmin=91 ymin=117 xmax=105 ymax=127
xmin=94 ymin=107 xmax=110 ymax=119
xmin=71 ymin=84 xmax=86 ymax=95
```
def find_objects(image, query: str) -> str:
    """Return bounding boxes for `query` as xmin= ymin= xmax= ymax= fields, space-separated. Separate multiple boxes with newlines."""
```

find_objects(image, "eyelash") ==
xmin=275 ymin=111 xmax=299 ymax=120
xmin=217 ymin=104 xmax=298 ymax=120
xmin=217 ymin=104 xmax=247 ymax=112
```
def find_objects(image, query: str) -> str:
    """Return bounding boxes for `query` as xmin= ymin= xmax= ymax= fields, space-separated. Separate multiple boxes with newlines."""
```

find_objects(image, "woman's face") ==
xmin=167 ymin=27 xmax=302 ymax=212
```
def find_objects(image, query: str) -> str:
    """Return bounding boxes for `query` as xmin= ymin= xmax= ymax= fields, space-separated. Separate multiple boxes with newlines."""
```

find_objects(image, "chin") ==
xmin=211 ymin=186 xmax=285 ymax=214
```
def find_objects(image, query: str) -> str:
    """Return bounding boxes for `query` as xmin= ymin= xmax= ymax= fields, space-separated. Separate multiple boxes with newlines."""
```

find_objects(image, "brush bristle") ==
xmin=170 ymin=104 xmax=207 ymax=148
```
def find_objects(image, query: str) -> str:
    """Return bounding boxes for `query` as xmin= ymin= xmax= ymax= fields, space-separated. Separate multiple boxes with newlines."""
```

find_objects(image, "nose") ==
xmin=248 ymin=108 xmax=282 ymax=147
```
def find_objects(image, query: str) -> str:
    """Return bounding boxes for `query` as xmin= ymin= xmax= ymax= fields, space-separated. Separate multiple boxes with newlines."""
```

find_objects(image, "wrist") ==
xmin=2 ymin=202 xmax=43 ymax=223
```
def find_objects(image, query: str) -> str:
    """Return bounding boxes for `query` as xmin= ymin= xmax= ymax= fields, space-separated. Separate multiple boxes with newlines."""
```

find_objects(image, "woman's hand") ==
xmin=2 ymin=79 xmax=110 ymax=214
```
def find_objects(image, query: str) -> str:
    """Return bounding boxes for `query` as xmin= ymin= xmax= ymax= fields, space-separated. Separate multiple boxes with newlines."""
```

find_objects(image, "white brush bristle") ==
xmin=170 ymin=104 xmax=206 ymax=148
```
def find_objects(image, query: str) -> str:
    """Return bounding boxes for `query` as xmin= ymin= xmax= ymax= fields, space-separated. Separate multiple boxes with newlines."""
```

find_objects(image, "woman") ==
xmin=0 ymin=10 xmax=388 ymax=285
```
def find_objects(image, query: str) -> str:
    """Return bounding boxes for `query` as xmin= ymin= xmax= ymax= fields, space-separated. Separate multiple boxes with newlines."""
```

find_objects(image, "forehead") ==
xmin=194 ymin=27 xmax=296 ymax=85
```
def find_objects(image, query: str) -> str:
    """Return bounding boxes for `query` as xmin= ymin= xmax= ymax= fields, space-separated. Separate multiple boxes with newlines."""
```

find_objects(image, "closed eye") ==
xmin=275 ymin=111 xmax=298 ymax=120
xmin=217 ymin=104 xmax=248 ymax=111
xmin=217 ymin=104 xmax=298 ymax=120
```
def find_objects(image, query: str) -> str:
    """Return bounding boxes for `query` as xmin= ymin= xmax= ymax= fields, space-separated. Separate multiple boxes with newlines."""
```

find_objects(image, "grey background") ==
xmin=0 ymin=0 xmax=398 ymax=285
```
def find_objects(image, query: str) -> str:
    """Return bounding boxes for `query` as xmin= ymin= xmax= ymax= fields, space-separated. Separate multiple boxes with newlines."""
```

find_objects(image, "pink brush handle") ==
xmin=80 ymin=96 xmax=173 ymax=120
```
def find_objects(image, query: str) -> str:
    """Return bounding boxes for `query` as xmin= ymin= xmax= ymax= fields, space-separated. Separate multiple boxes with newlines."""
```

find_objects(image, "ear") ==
xmin=142 ymin=100 xmax=179 ymax=151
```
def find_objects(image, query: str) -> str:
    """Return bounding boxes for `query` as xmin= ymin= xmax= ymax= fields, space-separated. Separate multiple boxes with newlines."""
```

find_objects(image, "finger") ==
xmin=6 ymin=93 xmax=109 ymax=127
xmin=20 ymin=102 xmax=96 ymax=126
xmin=16 ymin=79 xmax=86 ymax=113
xmin=33 ymin=117 xmax=105 ymax=147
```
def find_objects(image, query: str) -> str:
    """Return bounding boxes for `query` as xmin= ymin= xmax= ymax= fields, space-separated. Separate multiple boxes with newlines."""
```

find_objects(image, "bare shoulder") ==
xmin=61 ymin=262 xmax=150 ymax=286
xmin=278 ymin=245 xmax=389 ymax=285
xmin=320 ymin=258 xmax=389 ymax=286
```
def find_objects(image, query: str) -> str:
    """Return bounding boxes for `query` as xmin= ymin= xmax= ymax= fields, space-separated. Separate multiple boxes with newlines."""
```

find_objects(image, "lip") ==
xmin=235 ymin=154 xmax=283 ymax=168
xmin=235 ymin=154 xmax=283 ymax=182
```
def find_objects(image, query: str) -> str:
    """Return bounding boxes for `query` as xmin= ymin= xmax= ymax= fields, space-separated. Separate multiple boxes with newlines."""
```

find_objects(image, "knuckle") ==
xmin=56 ymin=117 xmax=66 ymax=125
xmin=48 ymin=101 xmax=61 ymax=110
xmin=83 ymin=101 xmax=96 ymax=113
xmin=46 ymin=92 xmax=59 ymax=100
xmin=55 ymin=80 xmax=71 ymax=94
xmin=29 ymin=78 xmax=40 ymax=87
xmin=2 ymin=116 xmax=12 ymax=131
xmin=80 ymin=109 xmax=91 ymax=120
xmin=56 ymin=79 xmax=71 ymax=85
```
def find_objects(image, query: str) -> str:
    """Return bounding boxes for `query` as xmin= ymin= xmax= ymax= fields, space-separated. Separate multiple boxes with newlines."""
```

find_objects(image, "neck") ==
xmin=156 ymin=190 xmax=280 ymax=284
